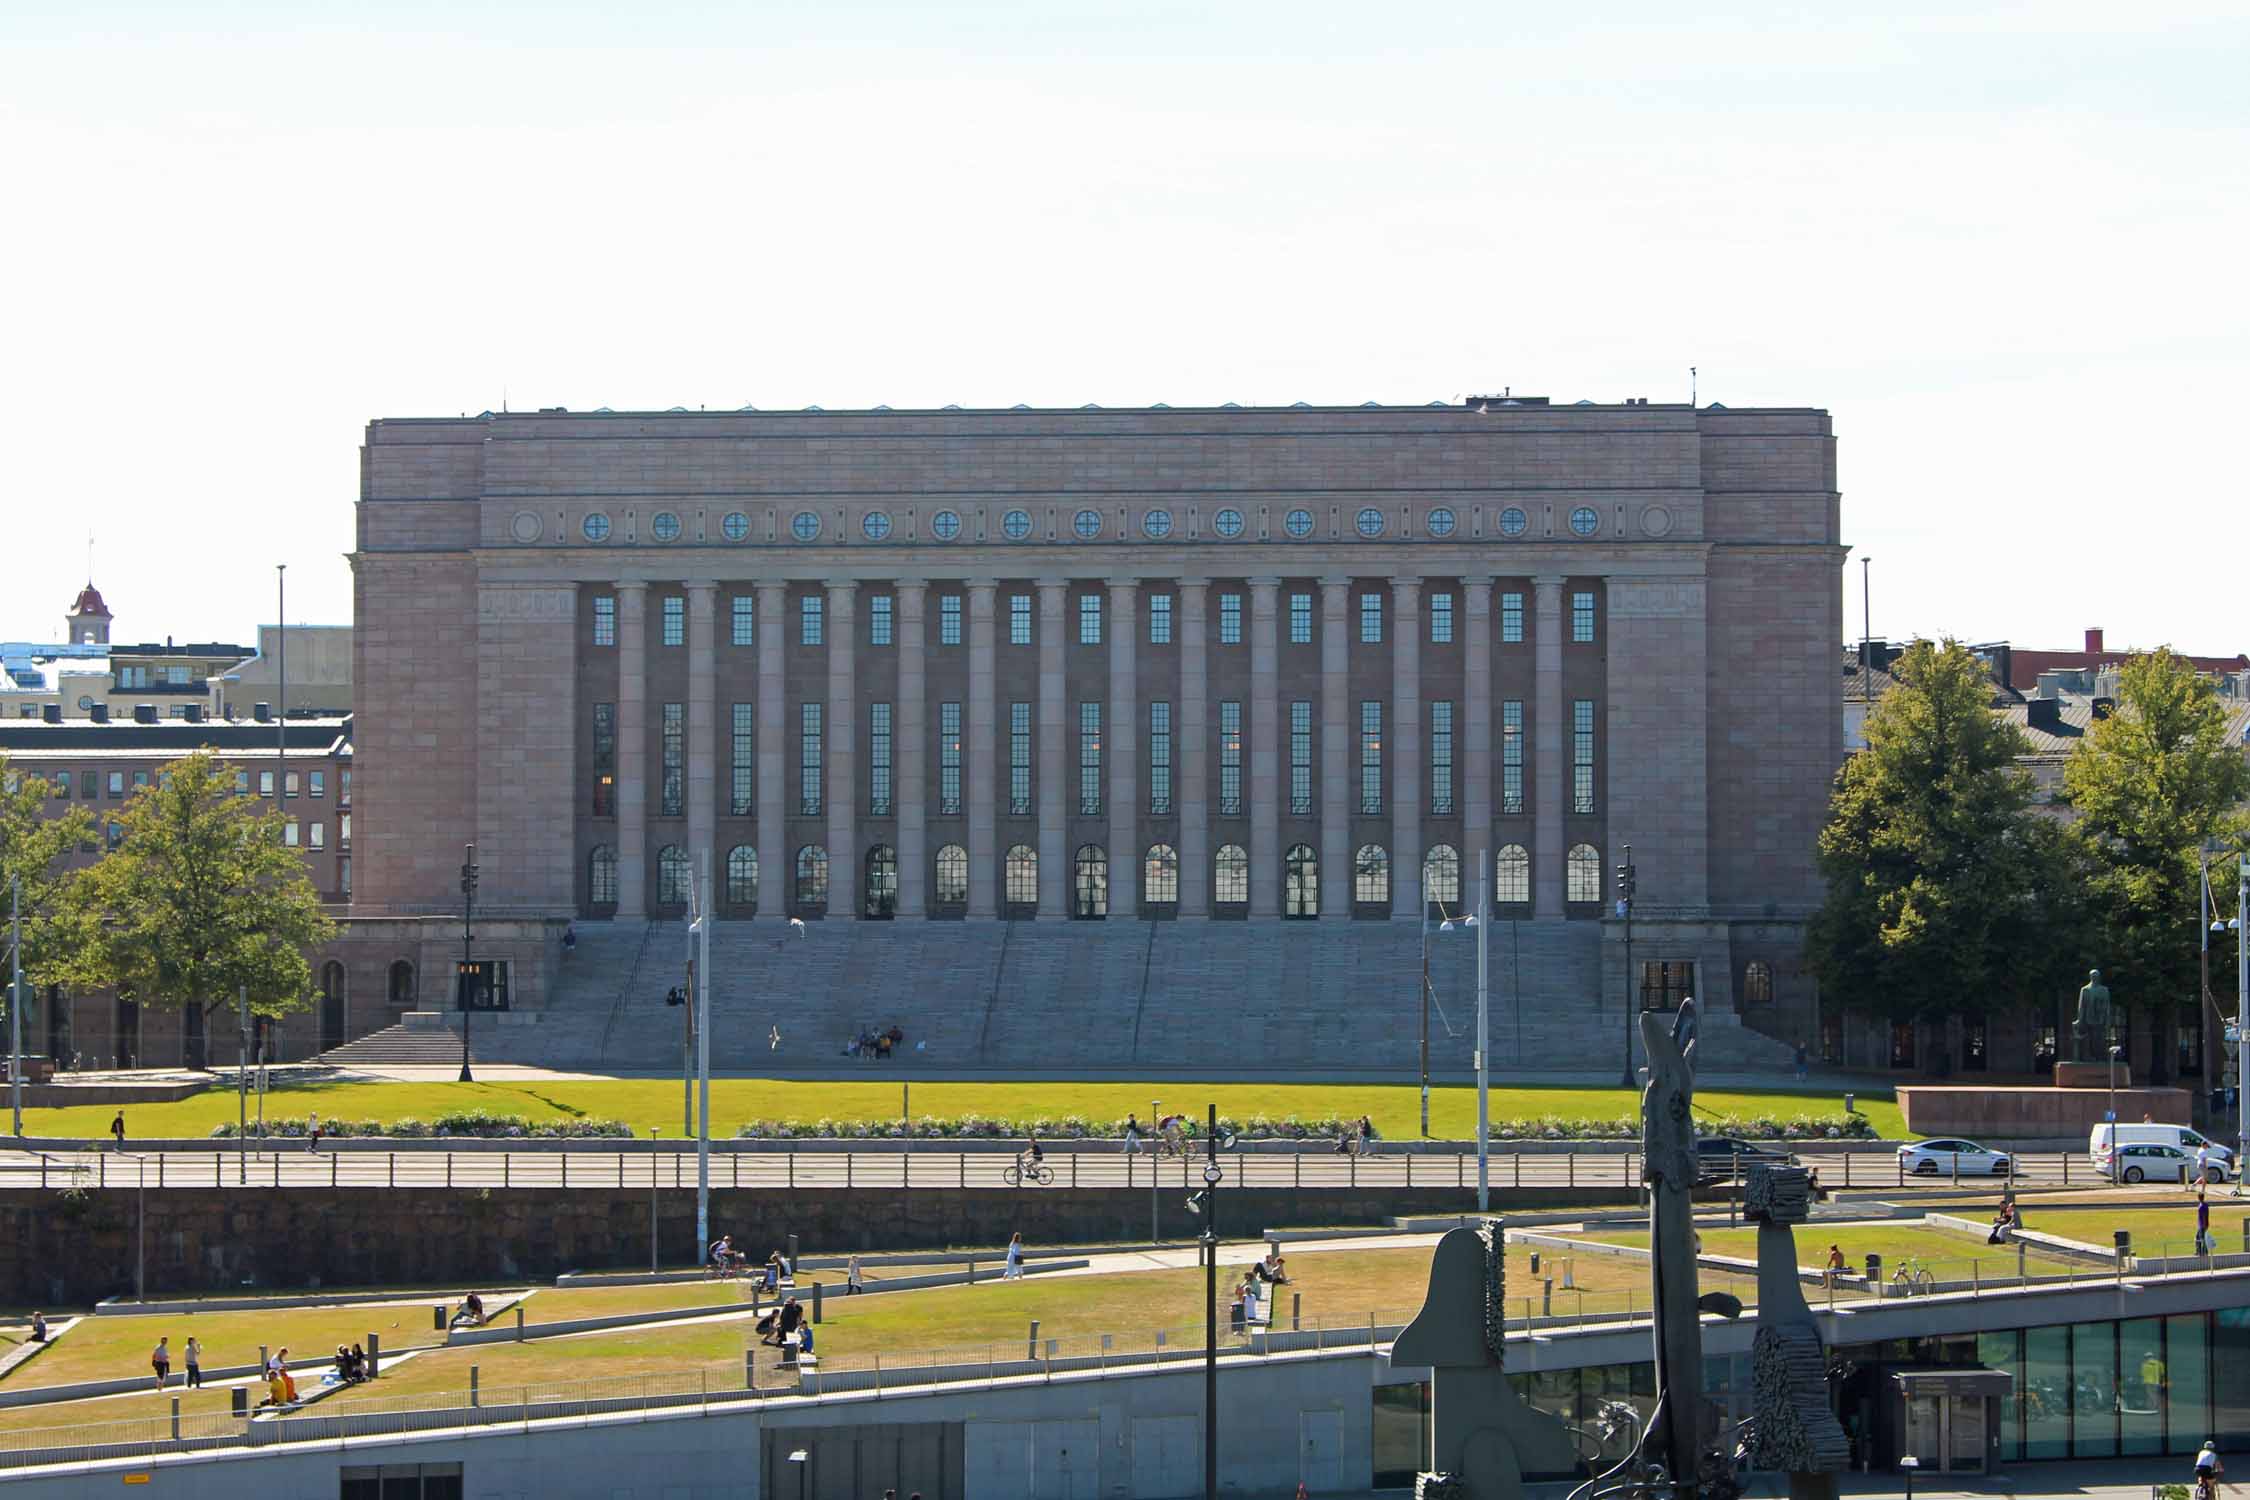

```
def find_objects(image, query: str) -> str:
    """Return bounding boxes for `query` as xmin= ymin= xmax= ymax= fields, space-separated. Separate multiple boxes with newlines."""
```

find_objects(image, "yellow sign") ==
xmin=122 ymin=1478 xmax=151 ymax=1487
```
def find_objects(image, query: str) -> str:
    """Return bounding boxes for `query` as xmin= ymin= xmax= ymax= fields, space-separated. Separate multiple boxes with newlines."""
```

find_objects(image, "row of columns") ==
xmin=608 ymin=574 xmax=1574 ymax=920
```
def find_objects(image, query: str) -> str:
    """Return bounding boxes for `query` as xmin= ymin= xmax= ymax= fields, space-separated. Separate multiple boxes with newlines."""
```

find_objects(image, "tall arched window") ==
xmin=1285 ymin=844 xmax=1319 ymax=919
xmin=1003 ymin=845 xmax=1038 ymax=908
xmin=1144 ymin=844 xmax=1179 ymax=906
xmin=588 ymin=844 xmax=617 ymax=907
xmin=387 ymin=960 xmax=416 ymax=1006
xmin=1741 ymin=960 xmax=1774 ymax=1006
xmin=726 ymin=845 xmax=758 ymax=910
xmin=1214 ymin=844 xmax=1249 ymax=906
xmin=1354 ymin=845 xmax=1390 ymax=906
xmin=1423 ymin=844 xmax=1461 ymax=911
xmin=795 ymin=845 xmax=829 ymax=911
xmin=1495 ymin=844 xmax=1531 ymax=906
xmin=1566 ymin=843 xmax=1602 ymax=904
xmin=935 ymin=844 xmax=970 ymax=908
xmin=1073 ymin=844 xmax=1108 ymax=919
xmin=863 ymin=845 xmax=898 ymax=919
xmin=657 ymin=845 xmax=691 ymax=906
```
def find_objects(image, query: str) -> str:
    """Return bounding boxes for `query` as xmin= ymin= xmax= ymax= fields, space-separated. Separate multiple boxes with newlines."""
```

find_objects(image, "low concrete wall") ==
xmin=1898 ymin=1083 xmax=2190 ymax=1135
xmin=93 ymin=1288 xmax=528 ymax=1318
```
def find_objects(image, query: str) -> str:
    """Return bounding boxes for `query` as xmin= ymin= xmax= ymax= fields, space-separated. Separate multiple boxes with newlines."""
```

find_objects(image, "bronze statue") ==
xmin=2073 ymin=969 xmax=2113 ymax=1061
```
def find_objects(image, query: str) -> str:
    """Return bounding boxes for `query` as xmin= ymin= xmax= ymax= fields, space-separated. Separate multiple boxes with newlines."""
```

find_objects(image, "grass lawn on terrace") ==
xmin=2018 ymin=1205 xmax=2246 ymax=1257
xmin=19 ymin=1079 xmax=1901 ymax=1142
xmin=0 ymin=1384 xmax=244 ymax=1443
xmin=1572 ymin=1222 xmax=2083 ymax=1278
xmin=0 ymin=1299 xmax=475 ymax=1393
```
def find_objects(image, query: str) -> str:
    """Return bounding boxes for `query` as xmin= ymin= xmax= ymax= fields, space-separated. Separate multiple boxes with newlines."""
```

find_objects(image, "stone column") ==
xmin=895 ymin=580 xmax=928 ymax=918
xmin=1462 ymin=576 xmax=1495 ymax=899
xmin=685 ymin=581 xmax=718 ymax=911
xmin=1319 ymin=577 xmax=1351 ymax=919
xmin=755 ymin=581 xmax=788 ymax=922
xmin=1248 ymin=577 xmax=1282 ymax=919
xmin=825 ymin=579 xmax=858 ymax=920
xmin=1533 ymin=575 xmax=1565 ymax=917
xmin=1036 ymin=579 xmax=1069 ymax=920
xmin=1390 ymin=576 xmax=1423 ymax=919
xmin=1107 ymin=579 xmax=1139 ymax=921
xmin=1176 ymin=579 xmax=1210 ymax=918
xmin=614 ymin=582 xmax=649 ymax=919
xmin=966 ymin=579 xmax=999 ymax=919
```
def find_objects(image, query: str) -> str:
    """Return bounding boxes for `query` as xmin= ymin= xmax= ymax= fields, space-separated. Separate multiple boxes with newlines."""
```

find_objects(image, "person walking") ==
xmin=1004 ymin=1232 xmax=1025 ymax=1280
xmin=2196 ymin=1142 xmax=2214 ymax=1186
xmin=150 ymin=1336 xmax=171 ymax=1391
xmin=110 ymin=1111 xmax=125 ymax=1152
xmin=1122 ymin=1113 xmax=1144 ymax=1155
xmin=183 ymin=1335 xmax=202 ymax=1389
xmin=2198 ymin=1187 xmax=2213 ymax=1256
xmin=846 ymin=1254 xmax=865 ymax=1295
xmin=1793 ymin=1042 xmax=1808 ymax=1082
xmin=307 ymin=1112 xmax=323 ymax=1153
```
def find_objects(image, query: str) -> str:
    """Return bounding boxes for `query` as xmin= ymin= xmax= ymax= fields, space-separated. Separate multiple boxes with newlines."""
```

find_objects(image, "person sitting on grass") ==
xmin=451 ymin=1292 xmax=485 ymax=1328
xmin=763 ymin=1250 xmax=787 ymax=1292
xmin=1228 ymin=1284 xmax=1246 ymax=1333
xmin=1256 ymin=1248 xmax=1289 ymax=1285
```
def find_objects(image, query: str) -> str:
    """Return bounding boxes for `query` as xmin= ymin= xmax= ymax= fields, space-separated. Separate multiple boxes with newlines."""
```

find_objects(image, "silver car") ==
xmin=1896 ymin=1138 xmax=2012 ymax=1177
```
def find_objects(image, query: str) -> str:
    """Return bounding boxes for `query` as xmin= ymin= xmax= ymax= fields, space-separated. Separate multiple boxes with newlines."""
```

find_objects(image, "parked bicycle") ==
xmin=1889 ymin=1257 xmax=1936 ymax=1295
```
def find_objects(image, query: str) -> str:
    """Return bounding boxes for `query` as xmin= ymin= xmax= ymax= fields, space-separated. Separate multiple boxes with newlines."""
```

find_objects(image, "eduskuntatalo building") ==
xmin=346 ymin=399 xmax=1842 ymax=1070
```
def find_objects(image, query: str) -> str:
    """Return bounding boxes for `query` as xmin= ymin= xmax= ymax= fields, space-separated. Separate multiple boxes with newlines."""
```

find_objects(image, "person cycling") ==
xmin=708 ymin=1234 xmax=738 ymax=1277
xmin=1014 ymin=1134 xmax=1047 ymax=1182
xmin=2196 ymin=1440 xmax=2223 ymax=1500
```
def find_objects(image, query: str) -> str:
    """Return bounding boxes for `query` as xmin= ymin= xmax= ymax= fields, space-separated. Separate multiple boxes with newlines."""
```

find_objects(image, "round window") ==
xmin=1073 ymin=509 xmax=1102 ymax=540
xmin=582 ymin=512 xmax=612 ymax=542
xmin=1142 ymin=510 xmax=1172 ymax=539
xmin=1497 ymin=507 xmax=1528 ymax=537
xmin=1002 ymin=509 xmax=1032 ymax=540
xmin=791 ymin=511 xmax=821 ymax=542
xmin=863 ymin=512 xmax=894 ymax=541
xmin=1570 ymin=506 xmax=1600 ymax=537
xmin=1213 ymin=508 xmax=1244 ymax=539
xmin=650 ymin=511 xmax=681 ymax=542
xmin=1427 ymin=507 xmax=1456 ymax=538
xmin=721 ymin=511 xmax=750 ymax=542
xmin=930 ymin=510 xmax=961 ymax=541
xmin=1284 ymin=508 xmax=1315 ymax=538
xmin=1355 ymin=507 xmax=1385 ymax=538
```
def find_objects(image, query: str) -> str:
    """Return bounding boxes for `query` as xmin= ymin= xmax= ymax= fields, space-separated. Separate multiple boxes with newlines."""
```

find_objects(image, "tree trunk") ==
xmin=2147 ymin=999 xmax=2171 ymax=1086
xmin=183 ymin=1000 xmax=208 ymax=1072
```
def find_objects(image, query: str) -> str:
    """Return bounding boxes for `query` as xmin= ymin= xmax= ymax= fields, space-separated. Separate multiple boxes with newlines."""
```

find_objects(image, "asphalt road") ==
xmin=0 ymin=1146 xmax=2102 ymax=1192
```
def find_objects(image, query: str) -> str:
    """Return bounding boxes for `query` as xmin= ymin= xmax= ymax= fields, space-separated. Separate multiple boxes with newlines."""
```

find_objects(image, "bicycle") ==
xmin=1002 ymin=1158 xmax=1054 ymax=1188
xmin=1889 ymin=1257 xmax=1936 ymax=1295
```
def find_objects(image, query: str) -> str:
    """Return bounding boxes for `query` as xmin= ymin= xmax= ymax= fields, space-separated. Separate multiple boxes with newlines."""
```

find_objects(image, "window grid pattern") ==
xmin=727 ymin=846 xmax=756 ymax=908
xmin=1288 ymin=593 xmax=1312 ymax=645
xmin=940 ymin=595 xmax=962 ymax=646
xmin=660 ymin=703 xmax=684 ymax=817
xmin=729 ymin=703 xmax=753 ymax=816
xmin=1147 ymin=595 xmax=1172 ymax=645
xmin=1430 ymin=700 xmax=1454 ymax=815
xmin=1009 ymin=702 xmax=1032 ymax=815
xmin=1219 ymin=593 xmax=1242 ymax=645
xmin=1430 ymin=593 xmax=1454 ymax=644
xmin=1501 ymin=593 xmax=1524 ymax=644
xmin=1079 ymin=702 xmax=1103 ymax=815
xmin=1359 ymin=593 xmax=1383 ymax=644
xmin=800 ymin=596 xmax=823 ymax=646
xmin=1572 ymin=700 xmax=1596 ymax=814
xmin=1219 ymin=701 xmax=1243 ymax=816
xmin=593 ymin=596 xmax=616 ymax=647
xmin=1079 ymin=595 xmax=1102 ymax=645
xmin=1359 ymin=701 xmax=1383 ymax=815
xmin=1214 ymin=845 xmax=1249 ymax=904
xmin=1496 ymin=845 xmax=1531 ymax=904
xmin=1501 ymin=701 xmax=1525 ymax=814
xmin=1567 ymin=844 xmax=1602 ymax=903
xmin=731 ymin=595 xmax=753 ymax=647
xmin=1289 ymin=701 xmax=1313 ymax=816
xmin=1144 ymin=845 xmax=1179 ymax=903
xmin=869 ymin=702 xmax=892 ymax=817
xmin=868 ymin=595 xmax=892 ymax=646
xmin=799 ymin=703 xmax=824 ymax=817
xmin=1009 ymin=595 xmax=1032 ymax=645
xmin=662 ymin=596 xmax=684 ymax=647
xmin=937 ymin=844 xmax=970 ymax=905
xmin=1572 ymin=591 xmax=1596 ymax=643
xmin=939 ymin=703 xmax=963 ymax=816
xmin=1355 ymin=845 xmax=1390 ymax=905
xmin=589 ymin=846 xmax=617 ymax=905
xmin=1148 ymin=701 xmax=1172 ymax=815
xmin=1004 ymin=845 xmax=1037 ymax=906
xmin=592 ymin=703 xmax=616 ymax=817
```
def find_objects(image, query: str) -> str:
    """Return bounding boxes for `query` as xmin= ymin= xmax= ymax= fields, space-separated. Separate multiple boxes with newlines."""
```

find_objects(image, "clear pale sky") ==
xmin=3 ymin=1 xmax=2243 ymax=654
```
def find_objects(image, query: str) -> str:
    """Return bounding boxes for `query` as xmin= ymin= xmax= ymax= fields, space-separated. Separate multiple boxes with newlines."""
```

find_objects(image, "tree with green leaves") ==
xmin=1807 ymin=639 xmax=2089 ymax=1064
xmin=62 ymin=751 xmax=335 ymax=1069
xmin=1 ymin=756 xmax=96 ymax=1045
xmin=2062 ymin=648 xmax=2250 ymax=1083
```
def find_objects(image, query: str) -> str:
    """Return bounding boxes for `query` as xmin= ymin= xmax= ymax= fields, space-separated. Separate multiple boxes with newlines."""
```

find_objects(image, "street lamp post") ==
xmin=1198 ymin=1102 xmax=1221 ymax=1500
xmin=1616 ymin=844 xmax=1638 ymax=1087
xmin=2235 ymin=854 xmax=2247 ymax=1194
xmin=2108 ymin=1044 xmax=2122 ymax=1184
xmin=1150 ymin=1096 xmax=1161 ymax=1243
xmin=1418 ymin=877 xmax=1432 ymax=1138
xmin=648 ymin=1127 xmax=661 ymax=1273
xmin=1431 ymin=862 xmax=1491 ymax=1210
xmin=457 ymin=845 xmax=478 ymax=1083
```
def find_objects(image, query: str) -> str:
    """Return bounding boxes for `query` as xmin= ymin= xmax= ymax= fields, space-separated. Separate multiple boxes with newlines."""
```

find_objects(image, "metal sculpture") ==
xmin=1740 ymin=1163 xmax=1849 ymax=1500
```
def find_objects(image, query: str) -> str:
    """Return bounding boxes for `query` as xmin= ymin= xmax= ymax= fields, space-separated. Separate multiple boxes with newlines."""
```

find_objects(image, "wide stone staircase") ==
xmin=465 ymin=919 xmax=1795 ymax=1074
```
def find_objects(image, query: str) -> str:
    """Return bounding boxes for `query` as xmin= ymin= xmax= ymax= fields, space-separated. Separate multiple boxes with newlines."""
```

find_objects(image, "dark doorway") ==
xmin=319 ymin=962 xmax=347 ymax=1054
xmin=114 ymin=994 xmax=140 ymax=1070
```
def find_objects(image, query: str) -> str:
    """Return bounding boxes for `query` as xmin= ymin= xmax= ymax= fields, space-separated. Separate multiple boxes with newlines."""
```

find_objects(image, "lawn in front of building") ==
xmin=1567 ymin=1221 xmax=2083 ymax=1279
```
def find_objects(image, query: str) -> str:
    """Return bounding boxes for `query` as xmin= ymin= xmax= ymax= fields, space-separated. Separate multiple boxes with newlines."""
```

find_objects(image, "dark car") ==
xmin=1694 ymin=1137 xmax=1797 ymax=1185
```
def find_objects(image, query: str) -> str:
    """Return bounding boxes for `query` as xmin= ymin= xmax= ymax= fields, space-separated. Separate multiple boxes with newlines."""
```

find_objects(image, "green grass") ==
xmin=0 ymin=1384 xmax=245 ymax=1441
xmin=0 ymin=1298 xmax=476 ymax=1391
xmin=22 ymin=1078 xmax=1900 ymax=1141
xmin=2018 ymin=1206 xmax=2243 ymax=1257
xmin=1573 ymin=1222 xmax=2079 ymax=1276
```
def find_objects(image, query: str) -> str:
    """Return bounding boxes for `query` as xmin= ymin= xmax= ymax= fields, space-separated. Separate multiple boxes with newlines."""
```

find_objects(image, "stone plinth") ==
xmin=2053 ymin=1060 xmax=2130 ymax=1089
xmin=1898 ymin=1084 xmax=2187 ymax=1138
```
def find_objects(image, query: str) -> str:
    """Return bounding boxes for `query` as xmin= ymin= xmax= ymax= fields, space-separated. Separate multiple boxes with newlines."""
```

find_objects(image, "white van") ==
xmin=2089 ymin=1122 xmax=2234 ymax=1179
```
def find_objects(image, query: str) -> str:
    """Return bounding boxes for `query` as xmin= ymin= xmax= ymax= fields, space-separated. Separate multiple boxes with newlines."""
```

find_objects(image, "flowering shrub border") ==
xmin=210 ymin=1111 xmax=633 ymax=1139
xmin=732 ymin=1112 xmax=1873 ymax=1142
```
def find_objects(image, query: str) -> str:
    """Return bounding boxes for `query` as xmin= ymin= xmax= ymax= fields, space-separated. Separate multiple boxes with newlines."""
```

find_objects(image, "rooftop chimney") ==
xmin=252 ymin=702 xmax=271 ymax=723
xmin=89 ymin=703 xmax=109 ymax=723
xmin=41 ymin=705 xmax=61 ymax=724
xmin=2086 ymin=627 xmax=2105 ymax=654
xmin=2027 ymin=698 xmax=2063 ymax=733
xmin=132 ymin=704 xmax=158 ymax=724
xmin=184 ymin=703 xmax=204 ymax=724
